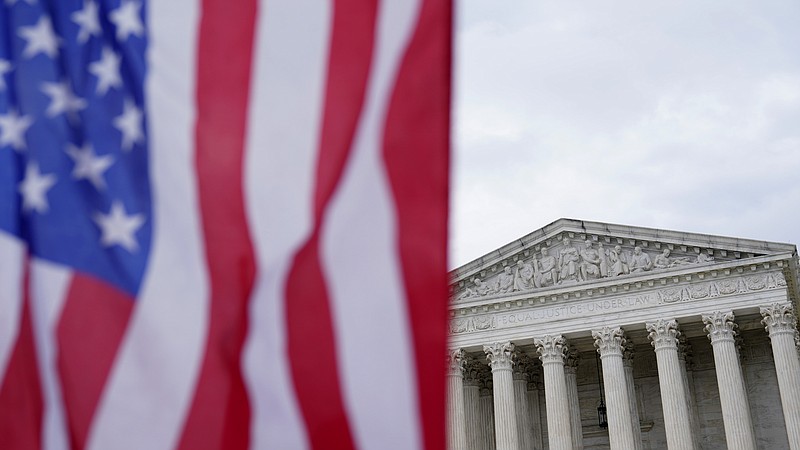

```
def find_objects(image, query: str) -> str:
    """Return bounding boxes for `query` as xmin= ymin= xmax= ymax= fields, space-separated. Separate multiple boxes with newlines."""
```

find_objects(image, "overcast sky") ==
xmin=450 ymin=0 xmax=800 ymax=268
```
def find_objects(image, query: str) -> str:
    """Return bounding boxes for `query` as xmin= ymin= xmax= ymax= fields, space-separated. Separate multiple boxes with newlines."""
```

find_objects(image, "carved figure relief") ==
xmin=534 ymin=247 xmax=557 ymax=288
xmin=514 ymin=259 xmax=536 ymax=291
xmin=597 ymin=242 xmax=609 ymax=277
xmin=629 ymin=246 xmax=653 ymax=273
xmin=653 ymin=249 xmax=693 ymax=269
xmin=557 ymin=237 xmax=581 ymax=284
xmin=457 ymin=277 xmax=496 ymax=300
xmin=696 ymin=253 xmax=715 ymax=264
xmin=495 ymin=265 xmax=515 ymax=294
xmin=452 ymin=235 xmax=766 ymax=302
xmin=579 ymin=239 xmax=602 ymax=281
xmin=608 ymin=245 xmax=629 ymax=277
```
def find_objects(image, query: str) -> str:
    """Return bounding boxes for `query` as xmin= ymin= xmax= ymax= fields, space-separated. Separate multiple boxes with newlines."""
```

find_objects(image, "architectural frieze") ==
xmin=454 ymin=239 xmax=721 ymax=302
xmin=452 ymin=252 xmax=792 ymax=306
xmin=449 ymin=269 xmax=788 ymax=336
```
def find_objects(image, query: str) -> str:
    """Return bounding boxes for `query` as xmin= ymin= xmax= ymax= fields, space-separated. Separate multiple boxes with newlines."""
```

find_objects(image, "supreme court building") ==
xmin=446 ymin=219 xmax=800 ymax=450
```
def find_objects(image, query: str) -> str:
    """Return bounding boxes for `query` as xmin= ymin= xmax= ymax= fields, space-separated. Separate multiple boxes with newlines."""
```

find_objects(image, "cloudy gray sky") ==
xmin=451 ymin=0 xmax=800 ymax=268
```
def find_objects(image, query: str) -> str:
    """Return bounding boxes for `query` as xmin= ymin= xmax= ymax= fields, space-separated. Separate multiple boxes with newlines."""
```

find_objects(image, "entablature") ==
xmin=448 ymin=253 xmax=795 ymax=351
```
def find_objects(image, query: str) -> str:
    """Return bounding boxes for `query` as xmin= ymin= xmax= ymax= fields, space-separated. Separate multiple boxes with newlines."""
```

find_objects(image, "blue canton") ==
xmin=0 ymin=0 xmax=151 ymax=297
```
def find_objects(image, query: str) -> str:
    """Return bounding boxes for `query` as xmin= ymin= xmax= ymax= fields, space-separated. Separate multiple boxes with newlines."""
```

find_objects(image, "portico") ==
xmin=446 ymin=219 xmax=800 ymax=450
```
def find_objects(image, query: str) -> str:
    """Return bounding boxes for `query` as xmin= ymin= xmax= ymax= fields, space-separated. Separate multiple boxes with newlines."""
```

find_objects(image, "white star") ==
xmin=113 ymin=99 xmax=143 ymax=151
xmin=18 ymin=162 xmax=57 ymax=214
xmin=71 ymin=0 xmax=101 ymax=44
xmin=41 ymin=81 xmax=87 ymax=118
xmin=0 ymin=59 xmax=11 ymax=91
xmin=109 ymin=1 xmax=144 ymax=41
xmin=0 ymin=110 xmax=33 ymax=150
xmin=18 ymin=16 xmax=60 ymax=59
xmin=89 ymin=47 xmax=122 ymax=95
xmin=66 ymin=143 xmax=114 ymax=190
xmin=94 ymin=201 xmax=145 ymax=252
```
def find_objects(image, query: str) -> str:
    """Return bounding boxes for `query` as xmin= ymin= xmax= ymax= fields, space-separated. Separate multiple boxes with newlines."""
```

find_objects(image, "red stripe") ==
xmin=313 ymin=0 xmax=378 ymax=216
xmin=0 ymin=264 xmax=43 ymax=450
xmin=382 ymin=0 xmax=452 ymax=449
xmin=56 ymin=274 xmax=133 ymax=449
xmin=178 ymin=0 xmax=258 ymax=448
xmin=285 ymin=1 xmax=377 ymax=448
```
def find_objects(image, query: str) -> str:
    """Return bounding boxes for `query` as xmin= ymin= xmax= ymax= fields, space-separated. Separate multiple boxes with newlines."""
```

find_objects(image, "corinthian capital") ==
xmin=484 ymin=342 xmax=515 ymax=370
xmin=702 ymin=311 xmax=737 ymax=343
xmin=761 ymin=303 xmax=798 ymax=336
xmin=564 ymin=347 xmax=580 ymax=374
xmin=622 ymin=340 xmax=635 ymax=368
xmin=447 ymin=348 xmax=466 ymax=376
xmin=677 ymin=334 xmax=693 ymax=368
xmin=592 ymin=326 xmax=626 ymax=357
xmin=534 ymin=335 xmax=567 ymax=365
xmin=795 ymin=333 xmax=800 ymax=359
xmin=513 ymin=351 xmax=533 ymax=380
xmin=646 ymin=319 xmax=680 ymax=351
xmin=463 ymin=356 xmax=483 ymax=386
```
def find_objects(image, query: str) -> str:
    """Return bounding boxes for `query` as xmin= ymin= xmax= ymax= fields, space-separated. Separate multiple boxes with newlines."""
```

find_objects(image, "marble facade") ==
xmin=447 ymin=219 xmax=800 ymax=450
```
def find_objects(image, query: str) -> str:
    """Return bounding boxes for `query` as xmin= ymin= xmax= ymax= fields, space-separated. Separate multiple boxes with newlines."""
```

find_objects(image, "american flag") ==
xmin=0 ymin=1 xmax=451 ymax=449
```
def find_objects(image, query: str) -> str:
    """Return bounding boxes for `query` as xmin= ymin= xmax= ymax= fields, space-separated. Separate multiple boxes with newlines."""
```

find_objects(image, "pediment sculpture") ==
xmin=454 ymin=238 xmax=719 ymax=302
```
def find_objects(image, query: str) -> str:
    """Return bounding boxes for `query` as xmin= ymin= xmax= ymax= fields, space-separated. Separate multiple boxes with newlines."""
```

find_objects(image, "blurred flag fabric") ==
xmin=0 ymin=0 xmax=451 ymax=449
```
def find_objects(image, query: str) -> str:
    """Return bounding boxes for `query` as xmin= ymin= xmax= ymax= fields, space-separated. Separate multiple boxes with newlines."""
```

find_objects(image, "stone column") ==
xmin=622 ymin=342 xmax=643 ymax=450
xmin=447 ymin=348 xmax=468 ymax=450
xmin=678 ymin=336 xmax=701 ymax=450
xmin=478 ymin=370 xmax=496 ymax=450
xmin=592 ymin=327 xmax=636 ymax=450
xmin=463 ymin=358 xmax=482 ymax=450
xmin=527 ymin=370 xmax=545 ymax=450
xmin=564 ymin=348 xmax=583 ymax=450
xmin=702 ymin=311 xmax=757 ymax=450
xmin=535 ymin=335 xmax=574 ymax=450
xmin=795 ymin=332 xmax=800 ymax=361
xmin=484 ymin=342 xmax=519 ymax=450
xmin=646 ymin=319 xmax=694 ymax=450
xmin=761 ymin=303 xmax=800 ymax=450
xmin=514 ymin=352 xmax=534 ymax=450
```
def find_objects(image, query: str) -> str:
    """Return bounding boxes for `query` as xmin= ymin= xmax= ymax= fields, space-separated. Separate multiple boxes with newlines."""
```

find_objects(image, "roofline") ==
xmin=450 ymin=218 xmax=798 ymax=279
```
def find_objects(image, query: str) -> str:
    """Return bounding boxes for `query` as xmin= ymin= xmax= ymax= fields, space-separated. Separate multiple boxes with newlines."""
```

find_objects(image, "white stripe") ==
xmin=87 ymin=2 xmax=207 ymax=449
xmin=319 ymin=0 xmax=423 ymax=449
xmin=0 ymin=234 xmax=24 ymax=380
xmin=242 ymin=0 xmax=332 ymax=448
xmin=29 ymin=259 xmax=71 ymax=450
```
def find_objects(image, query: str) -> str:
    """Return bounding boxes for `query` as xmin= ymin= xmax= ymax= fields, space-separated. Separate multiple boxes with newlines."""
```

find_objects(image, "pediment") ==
xmin=449 ymin=218 xmax=798 ymax=303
